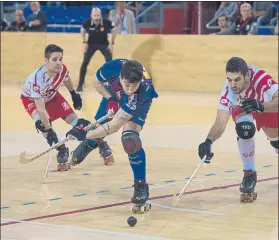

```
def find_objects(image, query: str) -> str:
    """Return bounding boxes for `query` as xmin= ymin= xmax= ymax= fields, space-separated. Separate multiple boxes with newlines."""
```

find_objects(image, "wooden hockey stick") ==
xmin=172 ymin=155 xmax=206 ymax=206
xmin=19 ymin=109 xmax=114 ymax=164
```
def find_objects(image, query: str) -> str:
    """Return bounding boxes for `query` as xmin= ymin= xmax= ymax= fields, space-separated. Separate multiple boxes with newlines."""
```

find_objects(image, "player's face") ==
xmin=120 ymin=78 xmax=140 ymax=96
xmin=45 ymin=52 xmax=63 ymax=73
xmin=226 ymin=72 xmax=249 ymax=94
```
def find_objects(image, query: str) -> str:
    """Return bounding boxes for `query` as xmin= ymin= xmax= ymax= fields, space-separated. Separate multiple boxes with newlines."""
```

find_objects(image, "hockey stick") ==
xmin=172 ymin=155 xmax=206 ymax=206
xmin=43 ymin=147 xmax=53 ymax=181
xmin=19 ymin=109 xmax=114 ymax=164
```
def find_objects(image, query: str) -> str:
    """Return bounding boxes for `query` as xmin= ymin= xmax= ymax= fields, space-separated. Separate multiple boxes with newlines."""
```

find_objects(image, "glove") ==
xmin=241 ymin=98 xmax=264 ymax=114
xmin=106 ymin=96 xmax=119 ymax=115
xmin=66 ymin=127 xmax=86 ymax=141
xmin=46 ymin=129 xmax=59 ymax=146
xmin=70 ymin=91 xmax=82 ymax=110
xmin=198 ymin=138 xmax=214 ymax=163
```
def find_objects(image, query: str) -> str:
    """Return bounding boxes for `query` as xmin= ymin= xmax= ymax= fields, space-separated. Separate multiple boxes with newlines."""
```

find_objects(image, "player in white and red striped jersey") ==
xmin=198 ymin=57 xmax=278 ymax=203
xmin=21 ymin=44 xmax=91 ymax=171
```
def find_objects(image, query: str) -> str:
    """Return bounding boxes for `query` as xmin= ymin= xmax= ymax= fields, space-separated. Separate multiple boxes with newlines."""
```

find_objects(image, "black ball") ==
xmin=127 ymin=216 xmax=137 ymax=227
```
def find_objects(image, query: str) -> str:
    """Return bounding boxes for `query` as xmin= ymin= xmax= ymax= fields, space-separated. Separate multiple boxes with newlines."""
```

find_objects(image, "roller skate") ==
xmin=70 ymin=140 xmax=97 ymax=167
xmin=98 ymin=140 xmax=114 ymax=165
xmin=131 ymin=180 xmax=151 ymax=214
xmin=239 ymin=170 xmax=257 ymax=203
xmin=57 ymin=145 xmax=70 ymax=171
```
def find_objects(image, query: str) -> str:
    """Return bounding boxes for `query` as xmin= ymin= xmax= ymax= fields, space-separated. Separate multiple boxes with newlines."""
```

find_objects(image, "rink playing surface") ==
xmin=1 ymin=84 xmax=278 ymax=240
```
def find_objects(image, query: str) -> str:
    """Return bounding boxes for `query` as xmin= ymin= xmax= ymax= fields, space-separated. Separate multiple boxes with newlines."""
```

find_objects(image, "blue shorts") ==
xmin=95 ymin=97 xmax=152 ymax=128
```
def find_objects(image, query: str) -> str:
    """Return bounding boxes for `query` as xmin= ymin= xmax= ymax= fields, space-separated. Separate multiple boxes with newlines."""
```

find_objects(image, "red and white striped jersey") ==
xmin=218 ymin=65 xmax=278 ymax=113
xmin=21 ymin=64 xmax=69 ymax=102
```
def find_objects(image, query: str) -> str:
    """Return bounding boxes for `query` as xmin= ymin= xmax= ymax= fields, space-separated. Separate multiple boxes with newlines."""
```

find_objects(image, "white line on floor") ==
xmin=1 ymin=218 xmax=171 ymax=240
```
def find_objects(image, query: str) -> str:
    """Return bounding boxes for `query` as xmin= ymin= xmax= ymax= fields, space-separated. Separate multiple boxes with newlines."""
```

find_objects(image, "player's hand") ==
xmin=198 ymin=138 xmax=214 ymax=163
xmin=66 ymin=127 xmax=86 ymax=141
xmin=241 ymin=98 xmax=264 ymax=114
xmin=70 ymin=91 xmax=82 ymax=110
xmin=106 ymin=96 xmax=119 ymax=115
xmin=46 ymin=129 xmax=59 ymax=146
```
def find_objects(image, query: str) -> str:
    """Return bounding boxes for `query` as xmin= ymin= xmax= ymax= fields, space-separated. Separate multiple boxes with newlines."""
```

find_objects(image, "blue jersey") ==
xmin=96 ymin=59 xmax=158 ymax=118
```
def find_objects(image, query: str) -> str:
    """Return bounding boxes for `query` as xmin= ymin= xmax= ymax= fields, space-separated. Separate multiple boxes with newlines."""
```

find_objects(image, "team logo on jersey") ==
xmin=220 ymin=97 xmax=229 ymax=106
xmin=62 ymin=102 xmax=70 ymax=111
xmin=126 ymin=94 xmax=137 ymax=111
xmin=32 ymin=84 xmax=40 ymax=93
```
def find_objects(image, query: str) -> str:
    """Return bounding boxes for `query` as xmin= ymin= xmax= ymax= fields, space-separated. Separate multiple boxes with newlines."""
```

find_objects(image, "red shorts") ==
xmin=231 ymin=106 xmax=278 ymax=131
xmin=21 ymin=92 xmax=74 ymax=121
xmin=253 ymin=112 xmax=278 ymax=131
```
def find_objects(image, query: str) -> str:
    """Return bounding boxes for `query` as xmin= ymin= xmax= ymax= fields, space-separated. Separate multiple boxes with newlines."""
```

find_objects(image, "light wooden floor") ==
xmin=1 ymin=85 xmax=278 ymax=240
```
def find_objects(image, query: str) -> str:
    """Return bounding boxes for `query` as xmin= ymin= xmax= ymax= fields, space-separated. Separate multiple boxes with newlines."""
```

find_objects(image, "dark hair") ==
xmin=44 ymin=44 xmax=63 ymax=59
xmin=218 ymin=15 xmax=228 ymax=21
xmin=226 ymin=57 xmax=248 ymax=76
xmin=121 ymin=60 xmax=143 ymax=83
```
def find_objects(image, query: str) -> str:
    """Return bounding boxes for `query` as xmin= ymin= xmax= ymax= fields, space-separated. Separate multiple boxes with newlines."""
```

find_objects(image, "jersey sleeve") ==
xmin=27 ymin=73 xmax=42 ymax=98
xmin=218 ymin=82 xmax=231 ymax=111
xmin=253 ymin=70 xmax=278 ymax=102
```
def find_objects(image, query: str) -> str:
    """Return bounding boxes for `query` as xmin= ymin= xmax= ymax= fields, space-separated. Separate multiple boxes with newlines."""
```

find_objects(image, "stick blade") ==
xmin=171 ymin=187 xmax=179 ymax=207
xmin=19 ymin=151 xmax=28 ymax=164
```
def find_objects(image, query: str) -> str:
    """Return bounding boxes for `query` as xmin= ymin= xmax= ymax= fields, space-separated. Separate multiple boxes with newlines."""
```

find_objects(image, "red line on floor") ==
xmin=1 ymin=177 xmax=277 ymax=227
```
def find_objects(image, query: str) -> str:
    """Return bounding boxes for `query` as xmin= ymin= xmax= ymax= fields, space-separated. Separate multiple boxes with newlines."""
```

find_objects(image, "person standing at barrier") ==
xmin=25 ymin=2 xmax=47 ymax=32
xmin=77 ymin=7 xmax=117 ymax=92
xmin=197 ymin=57 xmax=278 ymax=203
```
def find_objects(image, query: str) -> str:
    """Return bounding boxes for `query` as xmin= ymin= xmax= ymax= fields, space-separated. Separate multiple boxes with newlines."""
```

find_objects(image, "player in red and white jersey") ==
xmin=21 ymin=44 xmax=91 ymax=171
xmin=198 ymin=57 xmax=278 ymax=203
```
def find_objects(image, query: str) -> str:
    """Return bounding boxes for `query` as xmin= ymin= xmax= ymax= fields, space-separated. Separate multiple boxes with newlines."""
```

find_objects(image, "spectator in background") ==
xmin=0 ymin=20 xmax=8 ymax=31
xmin=26 ymin=2 xmax=47 ymax=32
xmin=270 ymin=5 xmax=278 ymax=26
xmin=214 ymin=2 xmax=239 ymax=25
xmin=125 ymin=2 xmax=142 ymax=18
xmin=253 ymin=2 xmax=273 ymax=26
xmin=216 ymin=3 xmax=257 ymax=35
xmin=6 ymin=9 xmax=26 ymax=32
xmin=211 ymin=15 xmax=229 ymax=35
xmin=109 ymin=2 xmax=136 ymax=34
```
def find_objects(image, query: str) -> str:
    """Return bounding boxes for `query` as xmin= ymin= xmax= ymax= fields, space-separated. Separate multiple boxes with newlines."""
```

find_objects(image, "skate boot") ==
xmin=98 ymin=140 xmax=114 ymax=165
xmin=70 ymin=140 xmax=97 ymax=167
xmin=239 ymin=170 xmax=257 ymax=203
xmin=57 ymin=145 xmax=70 ymax=171
xmin=131 ymin=180 xmax=151 ymax=213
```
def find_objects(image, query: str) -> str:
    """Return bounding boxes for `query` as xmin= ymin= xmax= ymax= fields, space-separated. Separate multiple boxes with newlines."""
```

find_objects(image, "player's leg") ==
xmin=232 ymin=107 xmax=257 ymax=202
xmin=262 ymin=127 xmax=279 ymax=154
xmin=98 ymin=45 xmax=112 ymax=62
xmin=70 ymin=97 xmax=114 ymax=166
xmin=255 ymin=112 xmax=279 ymax=154
xmin=77 ymin=47 xmax=97 ymax=92
xmin=122 ymin=102 xmax=152 ymax=212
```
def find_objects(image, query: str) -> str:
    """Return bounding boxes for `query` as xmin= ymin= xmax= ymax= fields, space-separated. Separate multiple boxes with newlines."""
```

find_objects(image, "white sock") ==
xmin=237 ymin=137 xmax=256 ymax=171
xmin=236 ymin=115 xmax=256 ymax=171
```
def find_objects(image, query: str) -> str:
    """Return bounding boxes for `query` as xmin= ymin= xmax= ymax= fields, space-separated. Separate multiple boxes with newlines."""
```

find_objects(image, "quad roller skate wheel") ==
xmin=57 ymin=163 xmax=70 ymax=171
xmin=131 ymin=202 xmax=151 ymax=213
xmin=240 ymin=192 xmax=257 ymax=203
xmin=103 ymin=155 xmax=114 ymax=165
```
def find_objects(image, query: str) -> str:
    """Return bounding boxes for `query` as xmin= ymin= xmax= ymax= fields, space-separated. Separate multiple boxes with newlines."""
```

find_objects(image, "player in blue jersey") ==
xmin=66 ymin=59 xmax=158 ymax=212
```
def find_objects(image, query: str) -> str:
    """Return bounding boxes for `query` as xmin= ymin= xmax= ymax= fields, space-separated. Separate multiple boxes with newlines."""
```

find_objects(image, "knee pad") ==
xmin=121 ymin=131 xmax=142 ymax=155
xmin=35 ymin=120 xmax=52 ymax=133
xmin=75 ymin=118 xmax=91 ymax=129
xmin=235 ymin=121 xmax=256 ymax=140
xmin=270 ymin=140 xmax=279 ymax=150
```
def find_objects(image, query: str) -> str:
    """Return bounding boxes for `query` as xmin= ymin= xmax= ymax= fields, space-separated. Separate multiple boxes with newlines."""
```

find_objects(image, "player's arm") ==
xmin=93 ymin=77 xmax=113 ymax=99
xmin=67 ymin=108 xmax=132 ymax=140
xmin=64 ymin=75 xmax=82 ymax=110
xmin=34 ymin=98 xmax=52 ymax=130
xmin=263 ymin=90 xmax=278 ymax=112
xmin=198 ymin=109 xmax=230 ymax=163
xmin=207 ymin=109 xmax=230 ymax=143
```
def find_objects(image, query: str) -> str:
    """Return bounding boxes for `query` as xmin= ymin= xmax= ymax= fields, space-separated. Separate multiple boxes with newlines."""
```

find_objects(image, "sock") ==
xmin=237 ymin=137 xmax=255 ymax=171
xmin=128 ymin=148 xmax=146 ymax=181
xmin=71 ymin=117 xmax=79 ymax=126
